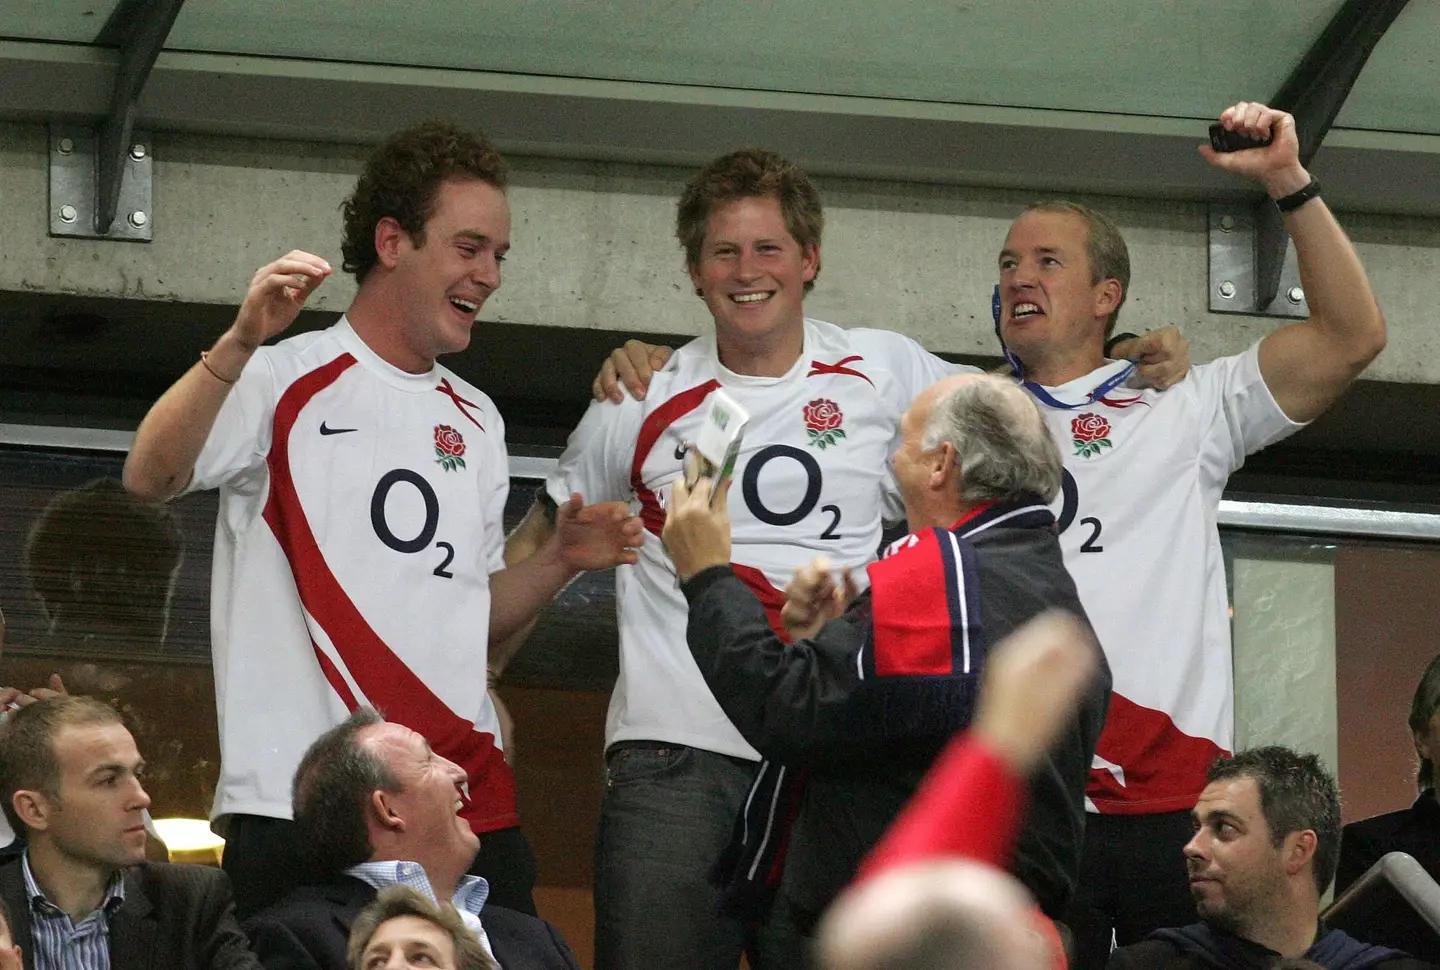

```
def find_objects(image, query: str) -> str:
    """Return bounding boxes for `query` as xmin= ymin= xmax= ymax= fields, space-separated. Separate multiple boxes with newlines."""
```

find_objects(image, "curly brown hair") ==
xmin=341 ymin=121 xmax=508 ymax=284
xmin=676 ymin=148 xmax=823 ymax=293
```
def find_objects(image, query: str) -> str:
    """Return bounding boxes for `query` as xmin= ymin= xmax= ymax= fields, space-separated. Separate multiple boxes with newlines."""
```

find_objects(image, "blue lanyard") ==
xmin=991 ymin=285 xmax=1137 ymax=411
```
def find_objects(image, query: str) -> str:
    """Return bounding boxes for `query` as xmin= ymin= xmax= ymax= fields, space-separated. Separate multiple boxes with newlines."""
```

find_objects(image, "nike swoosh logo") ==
xmin=320 ymin=422 xmax=357 ymax=436
xmin=674 ymin=442 xmax=688 ymax=461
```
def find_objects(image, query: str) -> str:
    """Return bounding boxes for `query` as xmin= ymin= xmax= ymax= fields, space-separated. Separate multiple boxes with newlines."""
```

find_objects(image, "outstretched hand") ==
xmin=1199 ymin=102 xmax=1312 ymax=200
xmin=974 ymin=611 xmax=1099 ymax=774
xmin=660 ymin=475 xmax=733 ymax=580
xmin=593 ymin=340 xmax=675 ymax=403
xmin=781 ymin=557 xmax=858 ymax=640
xmin=231 ymin=251 xmax=332 ymax=352
xmin=554 ymin=494 xmax=644 ymax=571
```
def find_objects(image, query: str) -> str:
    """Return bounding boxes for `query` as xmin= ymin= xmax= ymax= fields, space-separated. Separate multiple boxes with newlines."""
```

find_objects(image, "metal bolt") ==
xmin=1286 ymin=285 xmax=1305 ymax=305
xmin=1219 ymin=215 xmax=1235 ymax=232
xmin=57 ymin=137 xmax=74 ymax=155
xmin=1218 ymin=280 xmax=1236 ymax=299
xmin=129 ymin=144 xmax=147 ymax=160
xmin=58 ymin=204 xmax=77 ymax=223
xmin=128 ymin=210 xmax=148 ymax=228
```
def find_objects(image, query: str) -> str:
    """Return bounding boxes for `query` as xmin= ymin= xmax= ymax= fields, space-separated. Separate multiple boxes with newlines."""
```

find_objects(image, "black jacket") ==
xmin=682 ymin=500 xmax=1111 ymax=922
xmin=1106 ymin=923 xmax=1434 ymax=970
xmin=0 ymin=858 xmax=260 ymax=970
xmin=244 ymin=875 xmax=579 ymax=970
xmin=1336 ymin=791 xmax=1440 ymax=963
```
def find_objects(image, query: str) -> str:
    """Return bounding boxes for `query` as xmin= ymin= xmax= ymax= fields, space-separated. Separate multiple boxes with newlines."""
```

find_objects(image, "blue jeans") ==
xmin=595 ymin=742 xmax=793 ymax=970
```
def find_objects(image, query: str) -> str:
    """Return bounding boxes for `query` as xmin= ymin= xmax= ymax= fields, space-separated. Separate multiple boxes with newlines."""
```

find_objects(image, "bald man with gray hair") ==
xmin=661 ymin=372 xmax=1110 ymax=963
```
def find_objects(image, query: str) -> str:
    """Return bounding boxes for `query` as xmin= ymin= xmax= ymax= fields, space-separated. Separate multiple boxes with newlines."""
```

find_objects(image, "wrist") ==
xmin=202 ymin=332 xmax=255 ymax=384
xmin=1263 ymin=165 xmax=1312 ymax=202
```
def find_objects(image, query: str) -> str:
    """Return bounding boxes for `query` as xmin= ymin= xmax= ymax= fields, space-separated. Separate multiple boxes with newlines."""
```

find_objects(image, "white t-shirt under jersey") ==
xmin=187 ymin=317 xmax=517 ymax=834
xmin=548 ymin=319 xmax=967 ymax=758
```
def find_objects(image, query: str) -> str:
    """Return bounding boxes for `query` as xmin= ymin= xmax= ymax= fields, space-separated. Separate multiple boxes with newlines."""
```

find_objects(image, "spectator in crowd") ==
xmin=662 ymin=371 xmax=1110 ymax=961
xmin=596 ymin=99 xmax=1386 ymax=969
xmin=814 ymin=609 xmax=1102 ymax=970
xmin=123 ymin=121 xmax=641 ymax=920
xmin=1106 ymin=747 xmax=1433 ymax=970
xmin=0 ymin=696 xmax=258 ymax=969
xmin=347 ymin=885 xmax=497 ymax=970
xmin=1335 ymin=653 xmax=1440 ymax=962
xmin=0 ymin=895 xmax=22 ymax=970
xmin=0 ymin=606 xmax=66 ymax=865
xmin=246 ymin=708 xmax=579 ymax=970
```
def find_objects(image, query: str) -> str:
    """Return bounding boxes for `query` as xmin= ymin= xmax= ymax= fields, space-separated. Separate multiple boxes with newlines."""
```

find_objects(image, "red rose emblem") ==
xmin=435 ymin=424 xmax=466 ymax=457
xmin=1070 ymin=414 xmax=1110 ymax=443
xmin=804 ymin=399 xmax=843 ymax=433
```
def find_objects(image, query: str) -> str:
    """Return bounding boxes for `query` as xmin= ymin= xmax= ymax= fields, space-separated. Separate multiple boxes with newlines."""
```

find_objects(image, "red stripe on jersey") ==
xmin=261 ymin=353 xmax=518 ymax=833
xmin=866 ymin=530 xmax=956 ymax=676
xmin=436 ymin=378 xmax=485 ymax=430
xmin=310 ymin=636 xmax=359 ymax=709
xmin=1098 ymin=394 xmax=1149 ymax=409
xmin=808 ymin=355 xmax=874 ymax=387
xmin=729 ymin=563 xmax=792 ymax=641
xmin=630 ymin=379 xmax=721 ymax=537
xmin=1087 ymin=691 xmax=1227 ymax=814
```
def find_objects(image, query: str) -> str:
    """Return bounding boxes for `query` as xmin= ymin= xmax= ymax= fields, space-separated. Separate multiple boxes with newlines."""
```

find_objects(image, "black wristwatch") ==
xmin=1274 ymin=177 xmax=1322 ymax=214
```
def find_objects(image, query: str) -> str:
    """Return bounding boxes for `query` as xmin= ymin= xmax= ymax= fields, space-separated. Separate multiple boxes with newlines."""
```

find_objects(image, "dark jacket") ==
xmin=1106 ymin=922 xmax=1433 ymax=970
xmin=1336 ymin=791 xmax=1440 ymax=963
xmin=0 ymin=857 xmax=260 ymax=970
xmin=683 ymin=500 xmax=1111 ymax=923
xmin=244 ymin=875 xmax=579 ymax=970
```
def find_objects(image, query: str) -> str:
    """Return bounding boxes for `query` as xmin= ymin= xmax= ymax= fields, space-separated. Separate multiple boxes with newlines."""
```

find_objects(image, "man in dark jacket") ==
xmin=1107 ymin=747 xmax=1436 ymax=970
xmin=662 ymin=372 xmax=1111 ymax=959
xmin=245 ymin=710 xmax=579 ymax=970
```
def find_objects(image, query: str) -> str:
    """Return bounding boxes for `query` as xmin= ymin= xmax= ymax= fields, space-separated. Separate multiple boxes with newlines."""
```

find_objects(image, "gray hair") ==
xmin=920 ymin=377 xmax=1061 ymax=505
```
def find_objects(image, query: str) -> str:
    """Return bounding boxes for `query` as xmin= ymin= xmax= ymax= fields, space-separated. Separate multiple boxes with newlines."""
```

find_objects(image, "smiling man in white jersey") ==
xmin=122 ymin=122 xmax=642 ymax=923
xmin=591 ymin=101 xmax=1385 ymax=968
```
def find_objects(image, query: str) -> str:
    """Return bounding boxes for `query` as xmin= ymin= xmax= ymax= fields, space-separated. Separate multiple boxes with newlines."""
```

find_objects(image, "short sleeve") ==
xmin=1190 ymin=342 xmax=1307 ymax=492
xmin=845 ymin=328 xmax=980 ymax=404
xmin=546 ymin=397 xmax=643 ymax=507
xmin=185 ymin=350 xmax=280 ymax=495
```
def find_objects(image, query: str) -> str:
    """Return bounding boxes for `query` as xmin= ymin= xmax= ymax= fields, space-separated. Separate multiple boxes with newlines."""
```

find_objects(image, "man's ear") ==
xmin=13 ymin=788 xmax=51 ymax=834
xmin=1415 ymin=728 xmax=1433 ymax=764
xmin=1093 ymin=278 xmax=1123 ymax=319
xmin=368 ymin=788 xmax=405 ymax=834
xmin=928 ymin=441 xmax=958 ymax=490
xmin=801 ymin=243 xmax=820 ymax=284
xmin=1284 ymin=828 xmax=1319 ymax=877
xmin=373 ymin=217 xmax=407 ymax=271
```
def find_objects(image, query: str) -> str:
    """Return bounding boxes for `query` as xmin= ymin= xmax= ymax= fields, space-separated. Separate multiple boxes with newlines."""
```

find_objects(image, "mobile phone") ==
xmin=1208 ymin=123 xmax=1272 ymax=153
xmin=684 ymin=390 xmax=749 ymax=508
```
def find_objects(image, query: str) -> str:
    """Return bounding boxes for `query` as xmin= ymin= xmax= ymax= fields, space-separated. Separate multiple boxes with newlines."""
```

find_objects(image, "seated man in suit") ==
xmin=1107 ymin=747 xmax=1435 ymax=970
xmin=0 ymin=696 xmax=258 ymax=970
xmin=347 ymin=885 xmax=497 ymax=970
xmin=246 ymin=709 xmax=578 ymax=970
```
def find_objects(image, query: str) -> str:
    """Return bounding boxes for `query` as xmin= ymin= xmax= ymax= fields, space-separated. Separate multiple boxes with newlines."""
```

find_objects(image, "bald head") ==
xmin=817 ymin=860 xmax=1053 ymax=970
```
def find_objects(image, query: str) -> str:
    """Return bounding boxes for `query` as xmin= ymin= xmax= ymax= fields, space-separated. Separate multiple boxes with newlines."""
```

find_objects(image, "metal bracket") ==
xmin=1207 ymin=206 xmax=1309 ymax=320
xmin=48 ymin=126 xmax=153 ymax=242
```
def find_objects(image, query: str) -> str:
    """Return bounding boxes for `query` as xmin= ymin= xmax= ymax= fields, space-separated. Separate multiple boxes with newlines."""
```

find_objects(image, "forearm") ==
xmin=1285 ymin=193 xmax=1384 ymax=362
xmin=683 ymin=567 xmax=861 ymax=760
xmin=488 ymin=502 xmax=557 ymax=675
xmin=123 ymin=329 xmax=256 ymax=501
xmin=487 ymin=536 xmax=576 ymax=645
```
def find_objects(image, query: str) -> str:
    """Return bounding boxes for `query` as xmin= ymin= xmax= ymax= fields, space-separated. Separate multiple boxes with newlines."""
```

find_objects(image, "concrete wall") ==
xmin=3 ymin=119 xmax=1439 ymax=382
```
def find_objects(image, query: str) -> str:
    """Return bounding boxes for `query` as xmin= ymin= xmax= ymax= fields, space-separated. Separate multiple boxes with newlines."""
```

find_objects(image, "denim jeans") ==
xmin=594 ymin=742 xmax=782 ymax=970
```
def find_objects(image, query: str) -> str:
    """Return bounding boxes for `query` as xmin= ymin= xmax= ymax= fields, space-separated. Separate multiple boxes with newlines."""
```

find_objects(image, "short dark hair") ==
xmin=1024 ymin=200 xmax=1131 ymax=337
xmin=1207 ymin=746 xmax=1342 ymax=895
xmin=292 ymin=708 xmax=399 ymax=875
xmin=1409 ymin=654 xmax=1440 ymax=791
xmin=676 ymin=148 xmax=824 ymax=293
xmin=0 ymin=696 xmax=124 ymax=835
xmin=341 ymin=121 xmax=508 ymax=285
xmin=347 ymin=885 xmax=497 ymax=970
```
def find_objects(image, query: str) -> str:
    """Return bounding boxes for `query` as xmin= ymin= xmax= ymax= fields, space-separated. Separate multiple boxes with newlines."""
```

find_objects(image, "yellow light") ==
xmin=151 ymin=817 xmax=226 ymax=865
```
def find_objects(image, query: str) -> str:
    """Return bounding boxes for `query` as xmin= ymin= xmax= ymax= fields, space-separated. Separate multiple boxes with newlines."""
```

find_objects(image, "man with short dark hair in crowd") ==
xmin=662 ymin=371 xmax=1111 ymax=961
xmin=1106 ymin=747 xmax=1436 ymax=970
xmin=0 ymin=696 xmax=258 ymax=969
xmin=246 ymin=708 xmax=579 ymax=970
xmin=347 ymin=885 xmax=497 ymax=970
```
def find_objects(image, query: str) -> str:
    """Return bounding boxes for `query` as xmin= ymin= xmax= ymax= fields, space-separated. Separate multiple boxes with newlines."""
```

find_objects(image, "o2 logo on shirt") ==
xmin=370 ymin=470 xmax=456 ymax=577
xmin=740 ymin=445 xmax=843 ymax=540
xmin=1056 ymin=469 xmax=1104 ymax=553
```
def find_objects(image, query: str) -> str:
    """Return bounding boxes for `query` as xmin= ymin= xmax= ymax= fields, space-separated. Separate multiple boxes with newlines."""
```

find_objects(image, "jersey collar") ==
xmin=333 ymin=316 xmax=442 ymax=393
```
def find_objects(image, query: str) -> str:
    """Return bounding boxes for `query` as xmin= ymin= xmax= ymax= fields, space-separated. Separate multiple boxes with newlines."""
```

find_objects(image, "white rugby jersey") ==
xmin=186 ymin=318 xmax=516 ymax=833
xmin=1028 ymin=345 xmax=1302 ymax=813
xmin=548 ymin=319 xmax=966 ymax=757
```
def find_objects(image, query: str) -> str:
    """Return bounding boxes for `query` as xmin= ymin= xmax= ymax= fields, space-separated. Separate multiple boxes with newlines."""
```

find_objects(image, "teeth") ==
xmin=732 ymin=292 xmax=771 ymax=304
xmin=1013 ymin=302 xmax=1042 ymax=317
xmin=450 ymin=297 xmax=477 ymax=313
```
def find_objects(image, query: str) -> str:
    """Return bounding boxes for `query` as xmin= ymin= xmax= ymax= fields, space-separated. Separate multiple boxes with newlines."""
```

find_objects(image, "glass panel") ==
xmin=1333 ymin=2 xmax=1440 ymax=136
xmin=0 ymin=2 xmax=121 ymax=44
